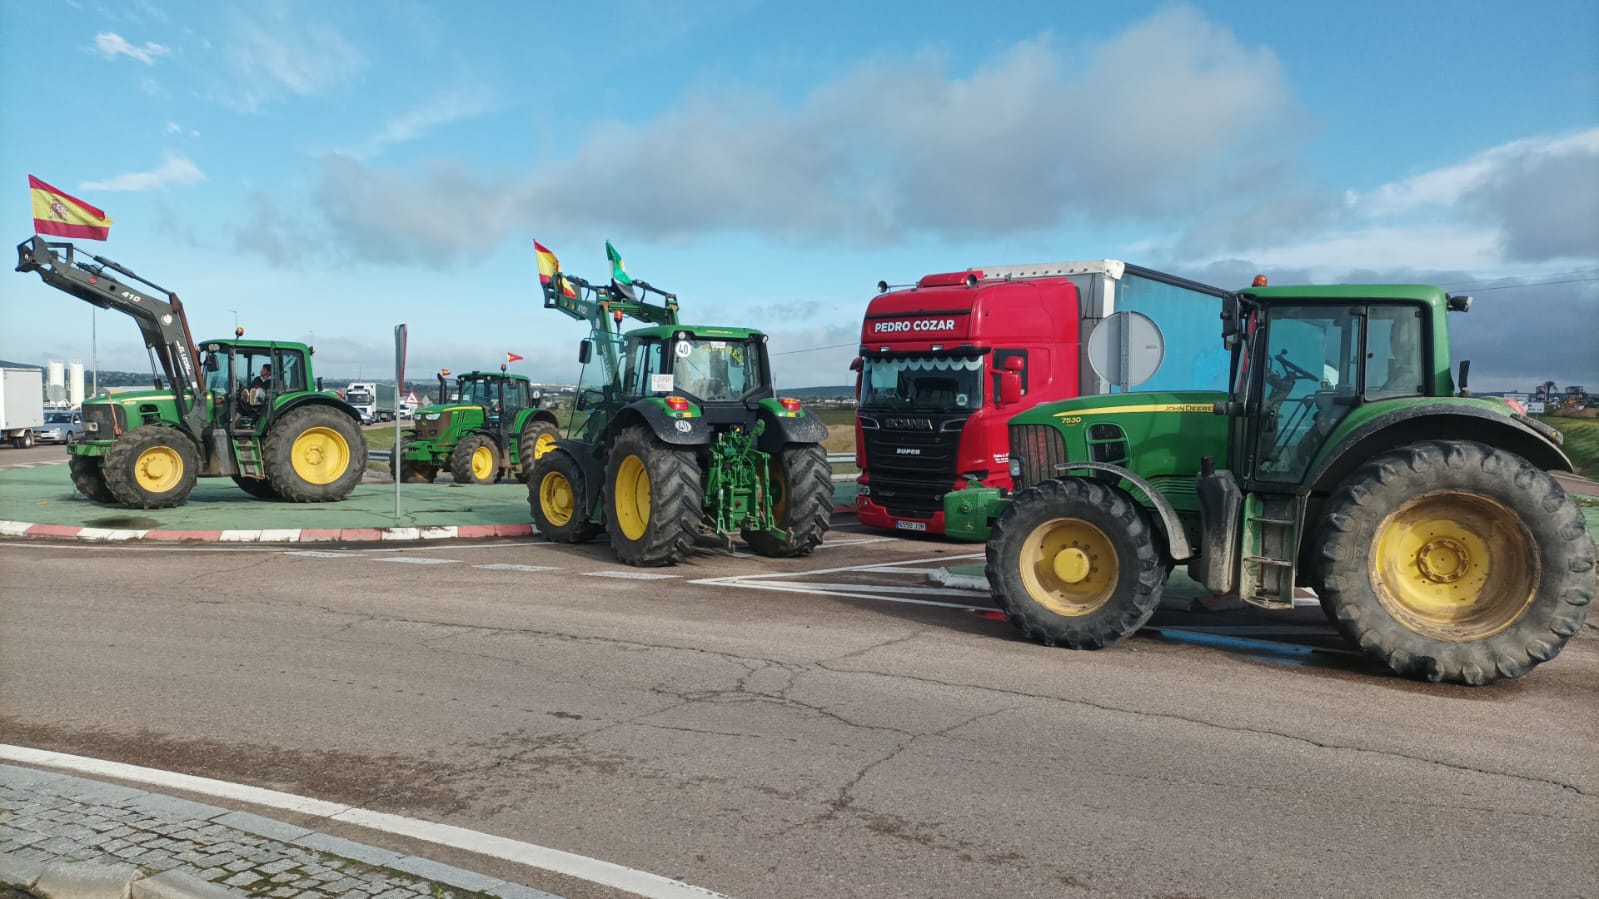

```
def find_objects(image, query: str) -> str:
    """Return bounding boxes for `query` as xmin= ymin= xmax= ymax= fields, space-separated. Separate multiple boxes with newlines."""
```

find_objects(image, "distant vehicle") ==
xmin=37 ymin=409 xmax=84 ymax=444
xmin=344 ymin=382 xmax=379 ymax=423
xmin=1 ymin=367 xmax=44 ymax=448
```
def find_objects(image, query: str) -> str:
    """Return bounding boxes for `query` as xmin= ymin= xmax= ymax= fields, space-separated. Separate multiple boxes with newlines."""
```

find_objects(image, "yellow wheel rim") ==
xmin=290 ymin=427 xmax=351 ymax=485
xmin=1371 ymin=490 xmax=1538 ymax=641
xmin=533 ymin=432 xmax=558 ymax=460
xmin=768 ymin=463 xmax=789 ymax=523
xmin=1018 ymin=518 xmax=1118 ymax=616
xmin=539 ymin=470 xmax=574 ymax=526
xmin=471 ymin=445 xmax=495 ymax=480
xmin=613 ymin=454 xmax=651 ymax=541
xmin=134 ymin=445 xmax=184 ymax=493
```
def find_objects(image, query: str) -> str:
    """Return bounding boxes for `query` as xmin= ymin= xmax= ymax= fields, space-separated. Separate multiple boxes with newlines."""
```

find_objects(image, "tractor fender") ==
xmin=611 ymin=401 xmax=715 ymax=447
xmin=1052 ymin=461 xmax=1194 ymax=561
xmin=549 ymin=438 xmax=605 ymax=513
xmin=1306 ymin=405 xmax=1573 ymax=497
xmin=515 ymin=408 xmax=560 ymax=432
xmin=266 ymin=394 xmax=363 ymax=431
xmin=755 ymin=405 xmax=828 ymax=452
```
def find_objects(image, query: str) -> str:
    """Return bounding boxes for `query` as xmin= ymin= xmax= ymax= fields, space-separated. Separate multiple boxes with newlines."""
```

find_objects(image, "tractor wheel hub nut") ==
xmin=1416 ymin=537 xmax=1470 ymax=584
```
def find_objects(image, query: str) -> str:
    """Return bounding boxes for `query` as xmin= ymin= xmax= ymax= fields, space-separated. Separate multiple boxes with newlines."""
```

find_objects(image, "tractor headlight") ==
xmin=1008 ymin=457 xmax=1023 ymax=478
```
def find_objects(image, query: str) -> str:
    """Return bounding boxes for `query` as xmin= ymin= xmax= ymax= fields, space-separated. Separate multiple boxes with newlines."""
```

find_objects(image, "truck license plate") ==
xmin=895 ymin=520 xmax=927 ymax=531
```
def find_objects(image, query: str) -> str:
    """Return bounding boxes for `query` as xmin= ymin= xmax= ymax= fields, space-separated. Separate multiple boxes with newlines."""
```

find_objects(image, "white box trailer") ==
xmin=1 ymin=367 xmax=45 ymax=448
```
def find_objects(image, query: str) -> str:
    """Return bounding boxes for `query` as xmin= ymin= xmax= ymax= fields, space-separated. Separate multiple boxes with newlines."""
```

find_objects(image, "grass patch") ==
xmin=1535 ymin=415 xmax=1599 ymax=479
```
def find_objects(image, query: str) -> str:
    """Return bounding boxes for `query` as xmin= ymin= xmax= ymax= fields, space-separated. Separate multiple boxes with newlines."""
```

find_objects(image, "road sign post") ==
xmin=394 ymin=324 xmax=407 ymax=520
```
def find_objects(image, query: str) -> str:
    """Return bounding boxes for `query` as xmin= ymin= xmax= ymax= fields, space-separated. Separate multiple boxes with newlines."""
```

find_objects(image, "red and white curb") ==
xmin=0 ymin=520 xmax=535 ymax=544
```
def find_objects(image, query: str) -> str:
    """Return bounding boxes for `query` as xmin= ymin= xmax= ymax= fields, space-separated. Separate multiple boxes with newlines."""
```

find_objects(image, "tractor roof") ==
xmin=625 ymin=324 xmax=768 ymax=341
xmin=457 ymin=371 xmax=531 ymax=382
xmin=1241 ymin=284 xmax=1448 ymax=305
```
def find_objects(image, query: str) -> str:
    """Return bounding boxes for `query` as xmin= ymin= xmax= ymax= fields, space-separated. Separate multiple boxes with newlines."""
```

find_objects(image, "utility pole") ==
xmin=91 ymin=307 xmax=97 ymax=396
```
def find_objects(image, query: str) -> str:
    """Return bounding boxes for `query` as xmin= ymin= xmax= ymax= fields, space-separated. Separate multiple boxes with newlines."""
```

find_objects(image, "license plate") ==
xmin=895 ymin=520 xmax=927 ymax=531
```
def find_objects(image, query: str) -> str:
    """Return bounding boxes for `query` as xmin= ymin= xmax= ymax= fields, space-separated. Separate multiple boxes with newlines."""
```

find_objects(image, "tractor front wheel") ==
xmin=69 ymin=454 xmax=117 ymax=504
xmin=517 ymin=419 xmax=561 ymax=482
xmin=450 ymin=434 xmax=500 ymax=484
xmin=986 ymin=477 xmax=1168 ymax=649
xmin=528 ymin=448 xmax=601 ymax=543
xmin=743 ymin=442 xmax=833 ymax=557
xmin=604 ymin=425 xmax=704 ymax=567
xmin=390 ymin=440 xmax=437 ymax=483
xmin=1314 ymin=440 xmax=1594 ymax=685
xmin=264 ymin=406 xmax=367 ymax=502
xmin=101 ymin=427 xmax=201 ymax=509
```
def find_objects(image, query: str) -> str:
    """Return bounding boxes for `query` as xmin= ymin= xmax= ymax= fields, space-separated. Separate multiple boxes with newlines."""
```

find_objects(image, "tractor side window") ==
xmin=1366 ymin=306 xmax=1425 ymax=398
xmin=277 ymin=352 xmax=307 ymax=392
xmin=623 ymin=341 xmax=663 ymax=397
xmin=203 ymin=352 xmax=229 ymax=392
xmin=1254 ymin=306 xmax=1359 ymax=482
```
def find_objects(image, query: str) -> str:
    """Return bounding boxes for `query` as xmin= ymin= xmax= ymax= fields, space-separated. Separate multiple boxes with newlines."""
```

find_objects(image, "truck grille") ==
xmin=1009 ymin=424 xmax=1067 ymax=491
xmin=83 ymin=404 xmax=123 ymax=438
xmin=860 ymin=421 xmax=963 ymax=517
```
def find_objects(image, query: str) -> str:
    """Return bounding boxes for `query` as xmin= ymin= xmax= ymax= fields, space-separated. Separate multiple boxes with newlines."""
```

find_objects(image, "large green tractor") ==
xmin=526 ymin=242 xmax=833 ymax=566
xmin=963 ymin=280 xmax=1593 ymax=684
xmin=394 ymin=369 xmax=560 ymax=484
xmin=16 ymin=237 xmax=367 ymax=509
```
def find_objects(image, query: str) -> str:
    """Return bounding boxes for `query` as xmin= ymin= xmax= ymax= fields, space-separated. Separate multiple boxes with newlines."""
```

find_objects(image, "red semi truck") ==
xmin=854 ymin=260 xmax=1231 ymax=539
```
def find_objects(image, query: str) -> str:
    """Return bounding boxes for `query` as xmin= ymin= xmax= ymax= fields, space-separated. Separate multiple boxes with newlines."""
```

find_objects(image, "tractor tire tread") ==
xmin=743 ymin=442 xmax=833 ymax=557
xmin=101 ymin=426 xmax=201 ymax=509
xmin=69 ymin=454 xmax=117 ymax=504
xmin=605 ymin=425 xmax=704 ymax=567
xmin=263 ymin=406 xmax=368 ymax=503
xmin=450 ymin=433 xmax=499 ymax=485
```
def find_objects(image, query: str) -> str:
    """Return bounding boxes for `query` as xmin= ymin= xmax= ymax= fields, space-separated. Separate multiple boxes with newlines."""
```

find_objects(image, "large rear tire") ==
xmin=604 ymin=425 xmax=704 ymax=567
xmin=101 ymin=427 xmax=201 ymax=509
xmin=1314 ymin=440 xmax=1594 ymax=685
xmin=517 ymin=419 xmax=561 ymax=482
xmin=528 ymin=448 xmax=601 ymax=543
xmin=450 ymin=434 xmax=500 ymax=484
xmin=986 ymin=478 xmax=1168 ymax=649
xmin=232 ymin=476 xmax=279 ymax=500
xmin=743 ymin=443 xmax=832 ymax=557
xmin=263 ymin=406 xmax=367 ymax=502
xmin=69 ymin=454 xmax=117 ymax=504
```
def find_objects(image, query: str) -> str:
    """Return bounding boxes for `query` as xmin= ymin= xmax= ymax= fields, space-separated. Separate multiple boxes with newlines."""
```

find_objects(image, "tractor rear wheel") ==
xmin=986 ymin=478 xmax=1168 ymax=649
xmin=450 ymin=434 xmax=500 ymax=484
xmin=232 ymin=476 xmax=279 ymax=500
xmin=604 ymin=425 xmax=704 ymax=567
xmin=69 ymin=454 xmax=117 ymax=504
xmin=263 ymin=406 xmax=367 ymax=502
xmin=529 ymin=448 xmax=601 ymax=543
xmin=101 ymin=427 xmax=201 ymax=509
xmin=517 ymin=419 xmax=561 ymax=482
xmin=743 ymin=442 xmax=832 ymax=557
xmin=1314 ymin=440 xmax=1594 ymax=685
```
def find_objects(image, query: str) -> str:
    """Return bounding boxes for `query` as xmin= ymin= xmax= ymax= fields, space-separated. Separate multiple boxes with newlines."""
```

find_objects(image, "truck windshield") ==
xmin=669 ymin=338 xmax=763 ymax=402
xmin=859 ymin=356 xmax=985 ymax=412
xmin=346 ymin=388 xmax=373 ymax=403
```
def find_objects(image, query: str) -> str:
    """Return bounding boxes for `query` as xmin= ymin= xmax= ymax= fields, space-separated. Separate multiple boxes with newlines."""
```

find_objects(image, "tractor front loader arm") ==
xmin=16 ymin=236 xmax=206 ymax=435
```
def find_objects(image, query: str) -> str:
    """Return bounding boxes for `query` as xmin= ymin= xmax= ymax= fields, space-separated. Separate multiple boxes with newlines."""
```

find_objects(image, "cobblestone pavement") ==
xmin=0 ymin=764 xmax=560 ymax=898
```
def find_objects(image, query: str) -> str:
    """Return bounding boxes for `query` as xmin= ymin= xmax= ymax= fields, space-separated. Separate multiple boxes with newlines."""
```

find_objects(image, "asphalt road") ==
xmin=2 ymin=528 xmax=1596 ymax=899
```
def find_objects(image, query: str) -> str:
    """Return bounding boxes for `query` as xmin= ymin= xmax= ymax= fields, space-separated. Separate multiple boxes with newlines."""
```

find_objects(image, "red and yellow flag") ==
xmin=29 ymin=175 xmax=112 ymax=241
xmin=534 ymin=239 xmax=577 ymax=300
xmin=506 ymin=352 xmax=525 ymax=364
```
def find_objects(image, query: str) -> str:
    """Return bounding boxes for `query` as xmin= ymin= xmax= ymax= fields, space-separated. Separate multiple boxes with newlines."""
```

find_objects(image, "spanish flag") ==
xmin=29 ymin=175 xmax=112 ymax=241
xmin=533 ymin=240 xmax=577 ymax=301
xmin=506 ymin=352 xmax=524 ymax=364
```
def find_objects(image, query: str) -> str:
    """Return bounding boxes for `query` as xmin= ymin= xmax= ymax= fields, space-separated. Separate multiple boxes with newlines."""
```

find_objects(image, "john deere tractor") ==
xmin=527 ymin=242 xmax=833 ymax=566
xmin=962 ymin=280 xmax=1593 ymax=684
xmin=394 ymin=369 xmax=560 ymax=484
xmin=16 ymin=237 xmax=367 ymax=509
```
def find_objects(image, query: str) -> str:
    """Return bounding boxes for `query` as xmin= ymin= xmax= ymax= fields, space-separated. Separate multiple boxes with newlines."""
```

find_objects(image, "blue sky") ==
xmin=1 ymin=0 xmax=1595 ymax=392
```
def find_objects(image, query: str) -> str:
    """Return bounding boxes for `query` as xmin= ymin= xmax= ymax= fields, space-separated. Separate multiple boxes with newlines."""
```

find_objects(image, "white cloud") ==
xmin=213 ymin=5 xmax=365 ymax=111
xmin=81 ymin=154 xmax=206 ymax=192
xmin=1351 ymin=129 xmax=1599 ymax=219
xmin=369 ymin=87 xmax=497 ymax=152
xmin=94 ymin=32 xmax=170 ymax=64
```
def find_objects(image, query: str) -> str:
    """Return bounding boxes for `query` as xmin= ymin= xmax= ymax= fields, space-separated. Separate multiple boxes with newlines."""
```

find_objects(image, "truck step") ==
xmin=1242 ymin=556 xmax=1292 ymax=567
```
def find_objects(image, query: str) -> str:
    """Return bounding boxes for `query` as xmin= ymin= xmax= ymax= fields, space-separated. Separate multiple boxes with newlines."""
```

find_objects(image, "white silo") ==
xmin=47 ymin=361 xmax=66 ymax=404
xmin=69 ymin=362 xmax=85 ymax=407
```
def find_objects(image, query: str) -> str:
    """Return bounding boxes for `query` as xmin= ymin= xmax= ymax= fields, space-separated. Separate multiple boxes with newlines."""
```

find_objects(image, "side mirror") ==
xmin=998 ymin=370 xmax=1022 ymax=406
xmin=849 ymin=356 xmax=863 ymax=373
xmin=204 ymin=356 xmax=218 ymax=372
xmin=1457 ymin=359 xmax=1472 ymax=398
xmin=1220 ymin=295 xmax=1241 ymax=348
xmin=316 ymin=377 xmax=324 ymax=391
xmin=578 ymin=339 xmax=592 ymax=365
xmin=1002 ymin=356 xmax=1025 ymax=372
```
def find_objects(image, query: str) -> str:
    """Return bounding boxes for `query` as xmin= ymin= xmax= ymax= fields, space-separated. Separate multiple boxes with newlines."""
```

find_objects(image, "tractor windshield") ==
xmin=668 ymin=338 xmax=764 ymax=402
xmin=859 ymin=355 xmax=985 ymax=413
xmin=458 ymin=377 xmax=502 ymax=408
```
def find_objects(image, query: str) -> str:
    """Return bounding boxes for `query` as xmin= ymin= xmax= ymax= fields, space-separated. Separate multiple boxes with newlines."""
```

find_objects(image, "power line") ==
xmin=1437 ymin=270 xmax=1599 ymax=291
xmin=771 ymin=342 xmax=856 ymax=356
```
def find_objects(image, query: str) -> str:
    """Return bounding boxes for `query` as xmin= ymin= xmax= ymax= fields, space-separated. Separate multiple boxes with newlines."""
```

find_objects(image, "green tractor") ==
xmin=16 ymin=236 xmax=368 ymax=509
xmin=964 ymin=279 xmax=1594 ymax=684
xmin=527 ymin=242 xmax=833 ymax=566
xmin=393 ymin=368 xmax=560 ymax=484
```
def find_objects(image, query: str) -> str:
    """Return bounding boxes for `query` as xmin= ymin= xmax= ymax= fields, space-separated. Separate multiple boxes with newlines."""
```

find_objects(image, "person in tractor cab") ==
xmin=251 ymin=364 xmax=274 ymax=391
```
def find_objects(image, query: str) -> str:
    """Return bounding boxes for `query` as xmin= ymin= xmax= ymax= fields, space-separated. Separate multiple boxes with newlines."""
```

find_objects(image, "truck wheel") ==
xmin=232 ymin=476 xmax=279 ymax=500
xmin=101 ymin=427 xmax=201 ymax=509
xmin=743 ymin=443 xmax=833 ymax=557
xmin=1313 ymin=440 xmax=1595 ymax=685
xmin=20 ymin=431 xmax=33 ymax=449
xmin=264 ymin=406 xmax=367 ymax=502
xmin=450 ymin=434 xmax=500 ymax=484
xmin=517 ymin=419 xmax=561 ymax=482
xmin=986 ymin=478 xmax=1168 ymax=649
xmin=69 ymin=454 xmax=117 ymax=504
xmin=605 ymin=425 xmax=704 ymax=567
xmin=529 ymin=448 xmax=601 ymax=543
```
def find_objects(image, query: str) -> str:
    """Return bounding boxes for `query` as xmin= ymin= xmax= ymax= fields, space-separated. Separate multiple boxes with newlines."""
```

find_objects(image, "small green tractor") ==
xmin=15 ymin=236 xmax=368 ymax=509
xmin=527 ymin=243 xmax=833 ymax=566
xmin=394 ymin=369 xmax=560 ymax=484
xmin=959 ymin=280 xmax=1594 ymax=684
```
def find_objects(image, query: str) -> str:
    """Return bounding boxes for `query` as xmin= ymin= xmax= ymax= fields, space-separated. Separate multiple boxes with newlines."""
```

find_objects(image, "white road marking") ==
xmin=0 ymin=744 xmax=730 ymax=899
xmin=373 ymin=557 xmax=461 ymax=565
xmin=693 ymin=551 xmax=992 ymax=610
xmin=284 ymin=551 xmax=351 ymax=558
xmin=585 ymin=570 xmax=680 ymax=580
xmin=473 ymin=563 xmax=561 ymax=572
